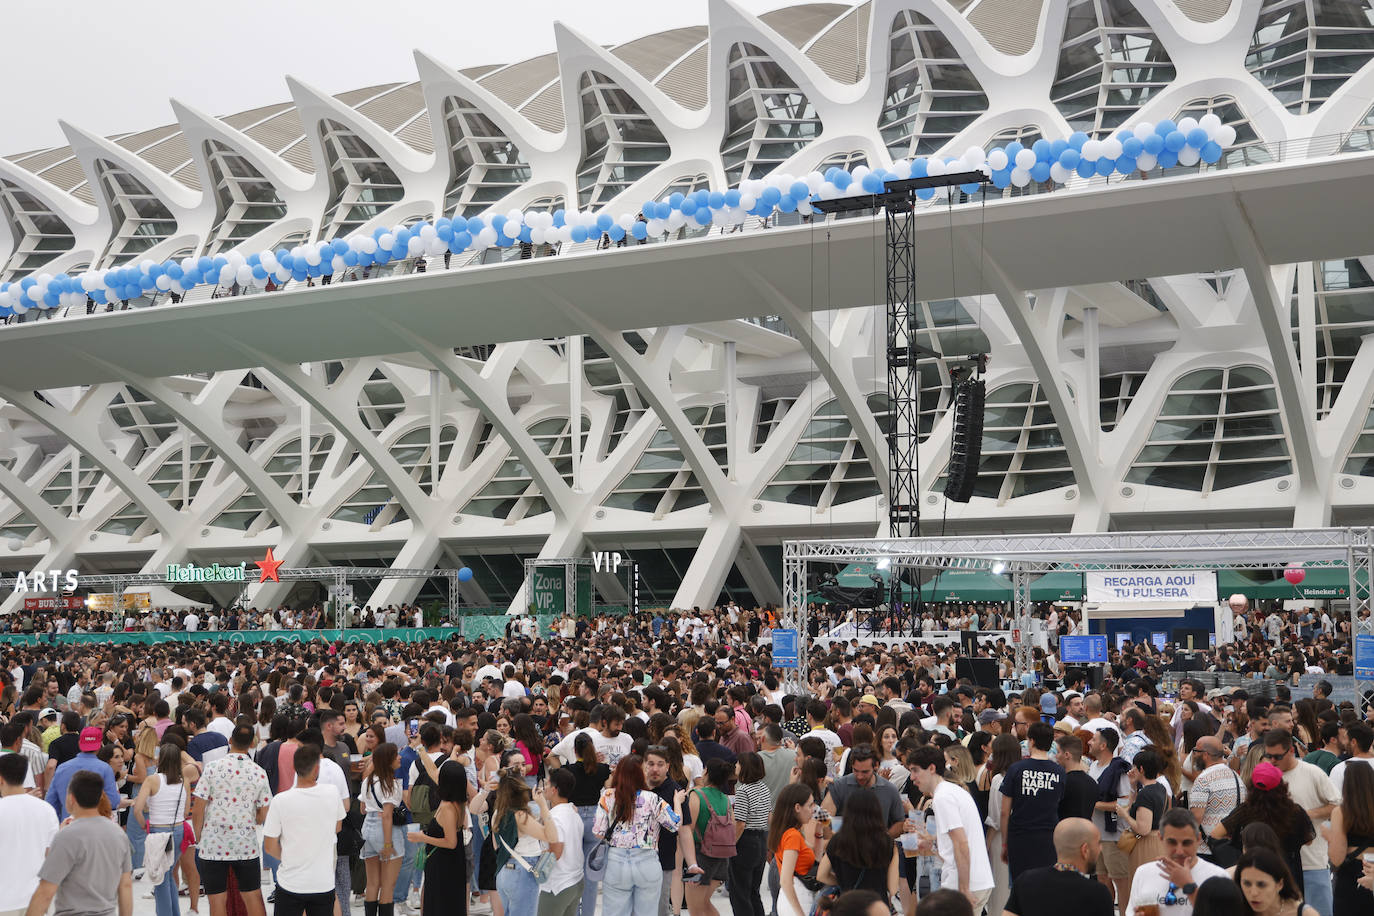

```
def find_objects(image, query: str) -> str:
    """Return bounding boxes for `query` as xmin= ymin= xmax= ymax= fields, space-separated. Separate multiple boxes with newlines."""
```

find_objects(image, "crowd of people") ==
xmin=0 ymin=594 xmax=1370 ymax=916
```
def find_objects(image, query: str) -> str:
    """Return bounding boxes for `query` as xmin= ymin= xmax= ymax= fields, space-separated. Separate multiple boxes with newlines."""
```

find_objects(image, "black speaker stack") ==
xmin=942 ymin=376 xmax=985 ymax=503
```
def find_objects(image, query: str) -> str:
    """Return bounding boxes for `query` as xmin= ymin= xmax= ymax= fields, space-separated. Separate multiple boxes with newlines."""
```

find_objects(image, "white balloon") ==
xmin=477 ymin=228 xmax=498 ymax=247
xmin=1136 ymin=152 xmax=1158 ymax=172
xmin=407 ymin=236 xmax=425 ymax=256
xmin=12 ymin=301 xmax=27 ymax=314
xmin=965 ymin=146 xmax=987 ymax=167
xmin=1217 ymin=125 xmax=1237 ymax=147
xmin=1082 ymin=139 xmax=1103 ymax=160
xmin=1177 ymin=146 xmax=1201 ymax=166
xmin=819 ymin=182 xmax=839 ymax=200
xmin=987 ymin=149 xmax=1009 ymax=171
xmin=891 ymin=159 xmax=912 ymax=180
xmin=304 ymin=249 xmax=321 ymax=266
xmin=1010 ymin=168 xmax=1031 ymax=187
xmin=797 ymin=200 xmax=813 ymax=216
xmin=530 ymin=228 xmax=546 ymax=245
xmin=332 ymin=255 xmax=348 ymax=272
xmin=1049 ymin=162 xmax=1070 ymax=184
xmin=275 ymin=267 xmax=291 ymax=283
xmin=740 ymin=194 xmax=757 ymax=210
xmin=419 ymin=224 xmax=437 ymax=240
xmin=1178 ymin=116 xmax=1200 ymax=136
xmin=1132 ymin=122 xmax=1155 ymax=141
xmin=236 ymin=266 xmax=254 ymax=286
xmin=1102 ymin=137 xmax=1123 ymax=160
xmin=927 ymin=157 xmax=946 ymax=177
xmin=1199 ymin=112 xmax=1223 ymax=135
xmin=1014 ymin=149 xmax=1036 ymax=170
xmin=378 ymin=233 xmax=395 ymax=251
xmin=667 ymin=210 xmax=686 ymax=229
xmin=502 ymin=221 xmax=520 ymax=239
xmin=219 ymin=265 xmax=236 ymax=285
xmin=805 ymin=171 xmax=824 ymax=192
xmin=851 ymin=165 xmax=870 ymax=182
xmin=618 ymin=214 xmax=634 ymax=230
xmin=425 ymin=239 xmax=446 ymax=257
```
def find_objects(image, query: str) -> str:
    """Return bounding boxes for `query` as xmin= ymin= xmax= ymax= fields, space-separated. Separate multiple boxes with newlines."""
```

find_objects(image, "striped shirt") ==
xmin=733 ymin=780 xmax=772 ymax=831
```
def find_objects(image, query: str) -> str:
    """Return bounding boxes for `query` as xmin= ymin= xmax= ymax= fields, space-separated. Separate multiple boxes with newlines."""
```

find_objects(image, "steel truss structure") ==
xmin=0 ymin=567 xmax=461 ymax=627
xmin=782 ymin=527 xmax=1374 ymax=707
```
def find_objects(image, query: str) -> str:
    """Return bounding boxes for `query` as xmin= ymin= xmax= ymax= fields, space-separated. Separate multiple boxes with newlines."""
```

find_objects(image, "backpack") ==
xmin=409 ymin=758 xmax=440 ymax=826
xmin=693 ymin=788 xmax=737 ymax=858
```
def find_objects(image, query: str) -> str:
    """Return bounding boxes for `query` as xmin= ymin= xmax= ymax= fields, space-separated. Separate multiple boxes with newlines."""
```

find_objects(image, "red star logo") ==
xmin=256 ymin=548 xmax=283 ymax=583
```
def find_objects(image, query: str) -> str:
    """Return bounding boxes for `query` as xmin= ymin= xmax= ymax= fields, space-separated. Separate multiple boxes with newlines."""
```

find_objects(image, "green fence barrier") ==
xmin=0 ymin=619 xmax=574 ymax=647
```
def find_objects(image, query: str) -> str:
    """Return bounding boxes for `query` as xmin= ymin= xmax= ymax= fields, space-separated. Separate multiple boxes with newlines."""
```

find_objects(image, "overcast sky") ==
xmin=0 ymin=0 xmax=808 ymax=157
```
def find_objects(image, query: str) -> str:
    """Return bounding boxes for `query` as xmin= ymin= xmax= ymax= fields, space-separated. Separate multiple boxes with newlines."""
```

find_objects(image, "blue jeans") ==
xmin=497 ymin=855 xmax=541 ymax=916
xmin=1302 ymin=868 xmax=1332 ymax=916
xmin=576 ymin=805 xmax=600 ymax=916
xmin=602 ymin=848 xmax=661 ymax=916
xmin=150 ymin=825 xmax=185 ymax=916
xmin=470 ymin=812 xmax=483 ymax=894
xmin=393 ymin=835 xmax=419 ymax=900
xmin=127 ymin=783 xmax=147 ymax=869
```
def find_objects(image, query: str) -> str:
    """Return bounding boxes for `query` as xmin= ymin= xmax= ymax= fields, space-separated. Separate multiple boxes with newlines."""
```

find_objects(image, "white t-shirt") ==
xmin=1125 ymin=856 xmax=1228 ymax=916
xmin=184 ymin=613 xmax=199 ymax=632
xmin=363 ymin=775 xmax=403 ymax=813
xmin=263 ymin=784 xmax=346 ymax=894
xmin=0 ymin=793 xmax=59 ymax=909
xmin=542 ymin=803 xmax=585 ymax=895
xmin=931 ymin=780 xmax=994 ymax=892
xmin=1281 ymin=760 xmax=1340 ymax=871
xmin=1329 ymin=756 xmax=1372 ymax=798
xmin=207 ymin=716 xmax=235 ymax=740
xmin=290 ymin=757 xmax=350 ymax=802
xmin=503 ymin=680 xmax=526 ymax=700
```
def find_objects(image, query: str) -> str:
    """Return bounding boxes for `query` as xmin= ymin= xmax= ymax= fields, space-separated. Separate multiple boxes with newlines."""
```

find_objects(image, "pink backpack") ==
xmin=695 ymin=789 xmax=737 ymax=858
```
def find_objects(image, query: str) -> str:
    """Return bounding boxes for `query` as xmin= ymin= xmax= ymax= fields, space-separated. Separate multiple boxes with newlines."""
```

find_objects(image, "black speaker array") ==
xmin=942 ymin=377 xmax=985 ymax=503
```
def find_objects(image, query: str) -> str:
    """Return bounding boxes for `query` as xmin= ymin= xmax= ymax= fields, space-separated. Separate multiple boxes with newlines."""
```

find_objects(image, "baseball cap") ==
xmin=1040 ymin=693 xmax=1058 ymax=713
xmin=78 ymin=726 xmax=103 ymax=752
xmin=1251 ymin=761 xmax=1283 ymax=791
xmin=858 ymin=694 xmax=881 ymax=708
xmin=977 ymin=709 xmax=1004 ymax=725
xmin=1061 ymin=690 xmax=1082 ymax=702
xmin=39 ymin=707 xmax=58 ymax=720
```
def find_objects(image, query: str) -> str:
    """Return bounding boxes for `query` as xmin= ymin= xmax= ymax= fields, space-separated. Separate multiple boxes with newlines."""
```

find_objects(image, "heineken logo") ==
xmin=165 ymin=562 xmax=248 ymax=583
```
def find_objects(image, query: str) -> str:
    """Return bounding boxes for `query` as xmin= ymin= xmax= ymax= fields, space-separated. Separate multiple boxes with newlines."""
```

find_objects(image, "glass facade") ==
xmin=720 ymin=43 xmax=822 ymax=186
xmin=0 ymin=179 xmax=75 ymax=280
xmin=463 ymin=416 xmax=587 ymax=520
xmin=1051 ymin=0 xmax=1176 ymax=136
xmin=760 ymin=396 xmax=889 ymax=508
xmin=879 ymin=11 xmax=988 ymax=160
xmin=442 ymin=96 xmax=532 ymax=217
xmin=1297 ymin=258 xmax=1374 ymax=419
xmin=603 ymin=405 xmax=726 ymax=514
xmin=1247 ymin=1 xmax=1374 ymax=115
xmin=576 ymin=71 xmax=671 ymax=209
xmin=317 ymin=119 xmax=406 ymax=239
xmin=203 ymin=140 xmax=288 ymax=255
xmin=94 ymin=159 xmax=178 ymax=266
xmin=1127 ymin=366 xmax=1291 ymax=492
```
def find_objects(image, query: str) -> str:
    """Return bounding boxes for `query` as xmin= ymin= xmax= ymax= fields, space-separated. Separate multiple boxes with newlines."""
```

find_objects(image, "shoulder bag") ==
xmin=501 ymin=834 xmax=557 ymax=884
xmin=585 ymin=795 xmax=623 ymax=879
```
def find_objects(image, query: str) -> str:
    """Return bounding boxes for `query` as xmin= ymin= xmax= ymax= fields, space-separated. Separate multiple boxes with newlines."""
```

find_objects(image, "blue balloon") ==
xmin=680 ymin=198 xmax=697 ymax=216
xmin=1187 ymin=128 xmax=1209 ymax=148
xmin=1142 ymin=133 xmax=1165 ymax=156
xmin=184 ymin=270 xmax=202 ymax=286
xmin=693 ymin=189 xmax=709 ymax=207
xmin=467 ymin=217 xmax=486 ymax=234
xmin=631 ymin=221 xmax=648 ymax=240
xmin=332 ymin=239 xmax=349 ymax=256
xmin=724 ymin=189 xmax=741 ymax=208
xmin=608 ymin=224 xmax=625 ymax=241
xmin=212 ymin=256 xmax=228 ymax=271
xmin=1164 ymin=130 xmax=1187 ymax=152
xmin=654 ymin=201 xmax=672 ymax=220
xmin=1050 ymin=139 xmax=1069 ymax=160
xmin=358 ymin=252 xmax=374 ymax=267
xmin=488 ymin=217 xmax=504 ymax=234
xmin=641 ymin=200 xmax=656 ymax=217
xmin=570 ymin=226 xmax=588 ymax=244
xmin=1076 ymin=158 xmax=1096 ymax=179
xmin=668 ymin=192 xmax=685 ymax=208
xmin=910 ymin=158 xmax=929 ymax=178
xmin=832 ymin=171 xmax=852 ymax=190
xmin=18 ymin=277 xmax=34 ymax=290
xmin=451 ymin=216 xmax=468 ymax=232
xmin=778 ymin=195 xmax=797 ymax=213
xmin=788 ymin=181 xmax=809 ymax=201
xmin=1059 ymin=148 xmax=1081 ymax=170
xmin=497 ymin=231 xmax=514 ymax=248
xmin=1121 ymin=136 xmax=1143 ymax=158
xmin=990 ymin=168 xmax=1011 ymax=189
xmin=435 ymin=217 xmax=451 ymax=229
xmin=452 ymin=231 xmax=472 ymax=251
xmin=43 ymin=292 xmax=58 ymax=307
xmin=457 ymin=567 xmax=473 ymax=582
xmin=1095 ymin=158 xmax=1115 ymax=177
xmin=1200 ymin=141 xmax=1223 ymax=164
xmin=1005 ymin=141 xmax=1025 ymax=160
xmin=1157 ymin=148 xmax=1179 ymax=169
xmin=1155 ymin=119 xmax=1177 ymax=137
xmin=551 ymin=210 xmax=565 ymax=228
xmin=280 ymin=254 xmax=295 ymax=271
xmin=292 ymin=269 xmax=307 ymax=282
xmin=371 ymin=227 xmax=387 ymax=240
xmin=595 ymin=213 xmax=613 ymax=232
xmin=1068 ymin=132 xmax=1089 ymax=151
xmin=1032 ymin=139 xmax=1053 ymax=162
xmin=1116 ymin=156 xmax=1137 ymax=174
xmin=708 ymin=191 xmax=726 ymax=210
xmin=693 ymin=209 xmax=711 ymax=225
xmin=519 ymin=227 xmax=533 ymax=244
xmin=916 ymin=187 xmax=935 ymax=201
xmin=140 ymin=274 xmax=156 ymax=290
xmin=760 ymin=186 xmax=782 ymax=206
xmin=198 ymin=256 xmax=213 ymax=273
xmin=167 ymin=263 xmax=183 ymax=279
xmin=960 ymin=181 xmax=981 ymax=195
xmin=1030 ymin=161 xmax=1051 ymax=183
xmin=861 ymin=173 xmax=883 ymax=193
xmin=437 ymin=224 xmax=453 ymax=241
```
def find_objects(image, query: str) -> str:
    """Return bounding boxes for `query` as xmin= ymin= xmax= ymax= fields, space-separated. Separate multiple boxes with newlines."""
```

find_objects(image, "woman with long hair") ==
xmin=876 ymin=725 xmax=907 ymax=789
xmin=1292 ymin=699 xmax=1321 ymax=752
xmin=1324 ymin=758 xmax=1374 ymax=916
xmin=407 ymin=757 xmax=468 ymax=916
xmin=510 ymin=713 xmax=546 ymax=788
xmin=1236 ymin=848 xmax=1318 ymax=916
xmin=730 ymin=752 xmax=773 ymax=916
xmin=659 ymin=734 xmax=691 ymax=786
xmin=816 ymin=791 xmax=898 ymax=900
xmin=362 ymin=742 xmax=407 ymax=916
xmin=486 ymin=763 xmax=556 ymax=916
xmin=565 ymin=732 xmax=611 ymax=916
xmin=1116 ymin=748 xmax=1170 ymax=906
xmin=686 ymin=757 xmax=735 ymax=916
xmin=593 ymin=755 xmax=690 ymax=916
xmin=1212 ymin=762 xmax=1314 ymax=895
xmin=1140 ymin=713 xmax=1183 ymax=796
xmin=132 ymin=742 xmax=190 ymax=916
xmin=980 ymin=733 xmax=1020 ymax=916
xmin=769 ymin=783 xmax=819 ymax=916
xmin=342 ymin=699 xmax=364 ymax=743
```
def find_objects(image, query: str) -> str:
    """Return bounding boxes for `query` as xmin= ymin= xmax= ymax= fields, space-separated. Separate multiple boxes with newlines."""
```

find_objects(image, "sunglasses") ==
xmin=1262 ymin=751 xmax=1288 ymax=762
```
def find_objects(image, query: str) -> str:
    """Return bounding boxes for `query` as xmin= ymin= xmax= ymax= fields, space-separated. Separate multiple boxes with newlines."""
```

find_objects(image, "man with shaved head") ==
xmin=1002 ymin=818 xmax=1113 ymax=916
xmin=1186 ymin=735 xmax=1243 ymax=860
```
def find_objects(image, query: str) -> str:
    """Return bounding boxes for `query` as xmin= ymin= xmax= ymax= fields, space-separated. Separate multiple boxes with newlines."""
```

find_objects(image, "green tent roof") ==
xmin=1029 ymin=570 xmax=1084 ymax=601
xmin=920 ymin=570 xmax=1012 ymax=602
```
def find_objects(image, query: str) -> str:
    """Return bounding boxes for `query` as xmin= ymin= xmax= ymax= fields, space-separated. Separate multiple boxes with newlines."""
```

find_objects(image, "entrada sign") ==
xmin=166 ymin=562 xmax=247 ymax=583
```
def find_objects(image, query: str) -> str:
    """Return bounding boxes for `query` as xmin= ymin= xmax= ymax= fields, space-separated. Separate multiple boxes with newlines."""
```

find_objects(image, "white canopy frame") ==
xmin=781 ymin=527 xmax=1374 ymax=708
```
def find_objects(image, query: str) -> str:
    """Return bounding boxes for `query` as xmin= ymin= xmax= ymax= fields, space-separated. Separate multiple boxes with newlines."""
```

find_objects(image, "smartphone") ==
xmin=408 ymin=719 xmax=420 ymax=738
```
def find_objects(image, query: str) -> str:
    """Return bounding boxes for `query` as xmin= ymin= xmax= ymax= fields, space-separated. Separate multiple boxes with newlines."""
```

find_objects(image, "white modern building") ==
xmin=1 ymin=0 xmax=1373 ymax=614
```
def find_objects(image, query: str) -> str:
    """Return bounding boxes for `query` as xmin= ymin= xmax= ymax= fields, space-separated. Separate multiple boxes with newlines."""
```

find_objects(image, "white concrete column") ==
xmin=724 ymin=341 xmax=737 ymax=482
xmin=430 ymin=368 xmax=441 ymax=496
xmin=569 ymin=335 xmax=583 ymax=491
xmin=1083 ymin=306 xmax=1100 ymax=462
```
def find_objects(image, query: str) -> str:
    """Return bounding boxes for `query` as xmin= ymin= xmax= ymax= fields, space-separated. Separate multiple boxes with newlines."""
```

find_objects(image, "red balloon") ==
xmin=1284 ymin=566 xmax=1305 ymax=585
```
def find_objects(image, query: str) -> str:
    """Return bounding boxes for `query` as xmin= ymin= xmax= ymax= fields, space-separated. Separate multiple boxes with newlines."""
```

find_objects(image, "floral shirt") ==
xmin=193 ymin=752 xmax=273 ymax=861
xmin=593 ymin=789 xmax=681 ymax=850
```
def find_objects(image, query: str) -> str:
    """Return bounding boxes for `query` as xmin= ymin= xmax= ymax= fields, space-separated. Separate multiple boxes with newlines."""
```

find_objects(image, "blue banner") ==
xmin=772 ymin=628 xmax=798 ymax=668
xmin=1356 ymin=633 xmax=1374 ymax=681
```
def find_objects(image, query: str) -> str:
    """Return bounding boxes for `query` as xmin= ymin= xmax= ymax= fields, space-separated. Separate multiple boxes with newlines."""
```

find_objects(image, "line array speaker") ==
xmin=942 ymin=377 xmax=985 ymax=503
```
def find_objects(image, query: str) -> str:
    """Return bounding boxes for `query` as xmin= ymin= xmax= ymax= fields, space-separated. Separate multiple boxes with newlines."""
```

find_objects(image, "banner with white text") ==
xmin=1085 ymin=569 xmax=1218 ymax=605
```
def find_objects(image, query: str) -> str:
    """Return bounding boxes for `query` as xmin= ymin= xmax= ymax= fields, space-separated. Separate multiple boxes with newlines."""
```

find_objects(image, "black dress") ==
xmin=423 ymin=809 xmax=467 ymax=916
xmin=1332 ymin=830 xmax=1374 ymax=916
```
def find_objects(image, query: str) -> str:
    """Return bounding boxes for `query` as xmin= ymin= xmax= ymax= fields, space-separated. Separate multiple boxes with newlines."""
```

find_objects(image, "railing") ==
xmin=4 ymin=127 xmax=1371 ymax=330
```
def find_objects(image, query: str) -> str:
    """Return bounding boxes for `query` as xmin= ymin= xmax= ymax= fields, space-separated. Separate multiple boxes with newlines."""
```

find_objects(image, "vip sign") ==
xmin=13 ymin=570 xmax=80 ymax=592
xmin=591 ymin=551 xmax=623 ymax=573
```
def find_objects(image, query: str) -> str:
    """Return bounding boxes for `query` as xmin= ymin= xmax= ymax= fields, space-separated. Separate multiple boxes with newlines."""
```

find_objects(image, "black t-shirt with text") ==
xmin=1000 ymin=757 xmax=1066 ymax=836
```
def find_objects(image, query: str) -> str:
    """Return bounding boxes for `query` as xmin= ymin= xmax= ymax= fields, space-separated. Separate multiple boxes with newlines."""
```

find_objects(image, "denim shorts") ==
xmin=361 ymin=813 xmax=406 ymax=860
